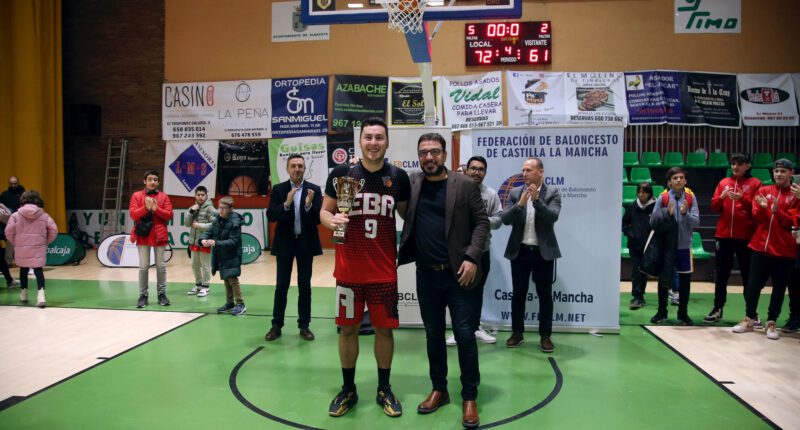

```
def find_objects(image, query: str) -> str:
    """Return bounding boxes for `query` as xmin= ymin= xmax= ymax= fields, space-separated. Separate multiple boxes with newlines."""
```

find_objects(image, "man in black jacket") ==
xmin=265 ymin=154 xmax=322 ymax=341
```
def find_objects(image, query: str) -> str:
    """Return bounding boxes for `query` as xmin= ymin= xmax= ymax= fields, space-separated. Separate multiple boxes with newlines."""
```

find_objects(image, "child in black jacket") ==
xmin=622 ymin=182 xmax=655 ymax=309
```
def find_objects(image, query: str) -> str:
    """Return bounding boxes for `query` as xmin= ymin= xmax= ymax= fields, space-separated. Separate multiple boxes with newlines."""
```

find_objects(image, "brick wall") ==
xmin=63 ymin=0 xmax=164 ymax=209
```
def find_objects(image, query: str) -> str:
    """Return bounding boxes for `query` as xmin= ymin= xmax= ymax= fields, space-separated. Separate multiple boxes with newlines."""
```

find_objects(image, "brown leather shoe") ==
xmin=264 ymin=326 xmax=281 ymax=341
xmin=299 ymin=327 xmax=315 ymax=341
xmin=416 ymin=390 xmax=450 ymax=414
xmin=462 ymin=400 xmax=479 ymax=428
xmin=540 ymin=337 xmax=555 ymax=353
xmin=506 ymin=331 xmax=524 ymax=348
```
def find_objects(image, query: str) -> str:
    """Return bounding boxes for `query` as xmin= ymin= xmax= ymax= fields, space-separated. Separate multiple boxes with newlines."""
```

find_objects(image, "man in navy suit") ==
xmin=265 ymin=154 xmax=322 ymax=341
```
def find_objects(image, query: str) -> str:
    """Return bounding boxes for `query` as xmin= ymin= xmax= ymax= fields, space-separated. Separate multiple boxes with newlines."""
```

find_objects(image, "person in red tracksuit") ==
xmin=732 ymin=159 xmax=800 ymax=340
xmin=704 ymin=153 xmax=762 ymax=323
xmin=129 ymin=170 xmax=174 ymax=308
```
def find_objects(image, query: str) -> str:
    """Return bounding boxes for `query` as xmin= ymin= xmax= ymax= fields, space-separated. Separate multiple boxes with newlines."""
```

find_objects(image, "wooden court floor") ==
xmin=0 ymin=250 xmax=795 ymax=429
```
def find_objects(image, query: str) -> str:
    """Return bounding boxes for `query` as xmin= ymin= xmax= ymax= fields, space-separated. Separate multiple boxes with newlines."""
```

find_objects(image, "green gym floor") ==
xmin=0 ymin=279 xmax=788 ymax=429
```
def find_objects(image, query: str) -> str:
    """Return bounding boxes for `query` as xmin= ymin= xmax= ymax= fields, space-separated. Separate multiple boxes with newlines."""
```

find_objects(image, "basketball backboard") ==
xmin=300 ymin=0 xmax=522 ymax=25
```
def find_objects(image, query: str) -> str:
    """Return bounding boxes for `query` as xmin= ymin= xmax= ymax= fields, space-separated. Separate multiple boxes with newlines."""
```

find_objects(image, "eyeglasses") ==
xmin=219 ymin=206 xmax=232 ymax=211
xmin=418 ymin=149 xmax=443 ymax=158
xmin=467 ymin=166 xmax=486 ymax=173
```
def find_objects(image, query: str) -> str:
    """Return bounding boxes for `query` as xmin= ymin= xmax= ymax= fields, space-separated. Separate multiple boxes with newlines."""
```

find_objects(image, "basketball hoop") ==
xmin=379 ymin=0 xmax=427 ymax=34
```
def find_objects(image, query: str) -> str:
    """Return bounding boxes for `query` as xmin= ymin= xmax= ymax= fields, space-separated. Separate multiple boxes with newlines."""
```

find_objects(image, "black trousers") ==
xmin=510 ymin=245 xmax=554 ymax=338
xmin=0 ymin=243 xmax=12 ymax=283
xmin=657 ymin=273 xmax=690 ymax=317
xmin=271 ymin=249 xmax=313 ymax=329
xmin=20 ymin=267 xmax=45 ymax=289
xmin=714 ymin=238 xmax=751 ymax=308
xmin=416 ymin=266 xmax=481 ymax=401
xmin=789 ymin=266 xmax=800 ymax=320
xmin=472 ymin=251 xmax=491 ymax=329
xmin=629 ymin=248 xmax=648 ymax=299
xmin=744 ymin=252 xmax=793 ymax=322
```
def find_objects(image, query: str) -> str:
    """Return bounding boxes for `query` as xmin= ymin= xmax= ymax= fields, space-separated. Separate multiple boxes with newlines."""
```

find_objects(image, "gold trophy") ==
xmin=332 ymin=176 xmax=365 ymax=243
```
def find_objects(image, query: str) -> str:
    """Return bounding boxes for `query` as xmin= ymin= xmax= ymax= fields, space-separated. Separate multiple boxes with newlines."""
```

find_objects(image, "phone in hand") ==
xmin=792 ymin=174 xmax=800 ymax=185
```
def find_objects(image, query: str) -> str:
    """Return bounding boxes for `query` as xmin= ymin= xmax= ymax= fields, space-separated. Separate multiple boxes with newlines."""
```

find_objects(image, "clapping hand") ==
xmin=286 ymin=187 xmax=299 ymax=207
xmin=305 ymin=189 xmax=315 ymax=207
xmin=680 ymin=199 xmax=688 ymax=215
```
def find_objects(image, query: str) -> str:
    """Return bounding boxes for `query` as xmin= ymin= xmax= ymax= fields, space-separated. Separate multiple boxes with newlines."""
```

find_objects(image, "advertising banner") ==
xmin=473 ymin=125 xmax=623 ymax=332
xmin=331 ymin=75 xmax=388 ymax=132
xmin=327 ymin=132 xmax=355 ymax=173
xmin=217 ymin=141 xmax=270 ymax=197
xmin=681 ymin=72 xmax=741 ymax=128
xmin=674 ymin=0 xmax=740 ymax=34
xmin=624 ymin=70 xmax=684 ymax=124
xmin=505 ymin=71 xmax=565 ymax=126
xmin=387 ymin=76 xmax=443 ymax=126
xmin=271 ymin=1 xmax=329 ymax=42
xmin=737 ymin=74 xmax=799 ymax=126
xmin=46 ymin=234 xmax=82 ymax=266
xmin=271 ymin=76 xmax=329 ymax=137
xmin=162 ymin=80 xmax=271 ymax=140
xmin=564 ymin=72 xmax=629 ymax=125
xmin=441 ymin=72 xmax=504 ymax=130
xmin=96 ymin=234 xmax=165 ymax=267
xmin=268 ymin=135 xmax=329 ymax=194
xmin=68 ymin=209 xmax=268 ymax=250
xmin=163 ymin=141 xmax=220 ymax=197
xmin=794 ymin=74 xmax=800 ymax=112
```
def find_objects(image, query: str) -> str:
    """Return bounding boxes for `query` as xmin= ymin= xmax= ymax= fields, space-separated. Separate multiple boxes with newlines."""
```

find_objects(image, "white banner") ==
xmin=268 ymin=135 xmax=329 ymax=194
xmin=441 ymin=72 xmax=503 ymax=130
xmin=473 ymin=125 xmax=623 ymax=332
xmin=67 ymin=209 xmax=268 ymax=250
xmin=506 ymin=71 xmax=566 ymax=126
xmin=564 ymin=72 xmax=628 ymax=126
xmin=162 ymin=79 xmax=272 ymax=140
xmin=675 ymin=0 xmax=740 ymax=33
xmin=792 ymin=73 xmax=800 ymax=117
xmin=738 ymin=74 xmax=799 ymax=126
xmin=163 ymin=141 xmax=220 ymax=197
xmin=271 ymin=1 xmax=329 ymax=42
xmin=96 ymin=234 xmax=158 ymax=267
xmin=387 ymin=76 xmax=443 ymax=127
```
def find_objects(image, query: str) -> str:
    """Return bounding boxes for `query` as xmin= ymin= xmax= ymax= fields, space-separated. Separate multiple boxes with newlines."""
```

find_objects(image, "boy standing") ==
xmin=200 ymin=196 xmax=246 ymax=316
xmin=185 ymin=186 xmax=217 ymax=297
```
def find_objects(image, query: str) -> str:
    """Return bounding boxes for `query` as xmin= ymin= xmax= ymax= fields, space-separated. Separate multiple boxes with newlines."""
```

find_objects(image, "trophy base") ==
xmin=332 ymin=230 xmax=347 ymax=244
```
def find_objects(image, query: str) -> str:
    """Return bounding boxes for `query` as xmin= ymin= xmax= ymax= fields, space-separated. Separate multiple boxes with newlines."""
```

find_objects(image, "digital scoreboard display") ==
xmin=465 ymin=21 xmax=552 ymax=66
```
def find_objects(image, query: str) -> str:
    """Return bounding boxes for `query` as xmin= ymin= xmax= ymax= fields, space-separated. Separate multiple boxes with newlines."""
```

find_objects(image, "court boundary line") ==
xmin=643 ymin=325 xmax=780 ymax=430
xmin=0 ymin=310 xmax=207 ymax=413
xmin=229 ymin=348 xmax=563 ymax=429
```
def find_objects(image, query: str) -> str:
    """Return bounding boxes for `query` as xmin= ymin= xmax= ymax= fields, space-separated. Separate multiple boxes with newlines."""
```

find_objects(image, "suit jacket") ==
xmin=398 ymin=170 xmax=489 ymax=286
xmin=501 ymin=183 xmax=561 ymax=261
xmin=267 ymin=180 xmax=323 ymax=257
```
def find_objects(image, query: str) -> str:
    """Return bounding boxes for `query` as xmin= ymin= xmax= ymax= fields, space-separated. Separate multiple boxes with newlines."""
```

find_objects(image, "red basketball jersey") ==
xmin=325 ymin=163 xmax=410 ymax=284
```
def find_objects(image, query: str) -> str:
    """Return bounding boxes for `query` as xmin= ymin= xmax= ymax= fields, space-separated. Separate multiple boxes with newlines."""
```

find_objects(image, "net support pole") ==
xmin=404 ymin=24 xmax=437 ymax=126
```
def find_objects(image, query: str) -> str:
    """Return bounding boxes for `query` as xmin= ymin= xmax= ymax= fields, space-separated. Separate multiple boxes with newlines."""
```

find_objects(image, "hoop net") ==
xmin=380 ymin=0 xmax=427 ymax=34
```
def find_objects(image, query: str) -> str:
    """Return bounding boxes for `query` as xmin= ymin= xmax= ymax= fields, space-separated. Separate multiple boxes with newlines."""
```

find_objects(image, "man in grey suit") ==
xmin=501 ymin=157 xmax=561 ymax=353
xmin=398 ymin=133 xmax=489 ymax=429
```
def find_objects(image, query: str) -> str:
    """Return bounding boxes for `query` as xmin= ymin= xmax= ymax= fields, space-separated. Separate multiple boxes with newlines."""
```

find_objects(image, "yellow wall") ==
xmin=165 ymin=0 xmax=800 ymax=82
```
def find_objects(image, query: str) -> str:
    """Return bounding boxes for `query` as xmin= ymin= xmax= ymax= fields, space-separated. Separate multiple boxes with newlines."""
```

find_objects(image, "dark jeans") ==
xmin=657 ymin=273 xmax=690 ymax=317
xmin=0 ymin=244 xmax=12 ymax=283
xmin=714 ymin=238 xmax=751 ymax=308
xmin=416 ymin=266 xmax=481 ymax=401
xmin=745 ymin=252 xmax=793 ymax=322
xmin=271 ymin=253 xmax=313 ymax=329
xmin=629 ymin=248 xmax=647 ymax=299
xmin=20 ymin=267 xmax=44 ymax=289
xmin=510 ymin=245 xmax=554 ymax=338
xmin=473 ymin=251 xmax=491 ymax=329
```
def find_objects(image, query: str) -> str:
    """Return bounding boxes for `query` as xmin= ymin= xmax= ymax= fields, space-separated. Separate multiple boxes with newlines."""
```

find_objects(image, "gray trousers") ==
xmin=137 ymin=245 xmax=167 ymax=295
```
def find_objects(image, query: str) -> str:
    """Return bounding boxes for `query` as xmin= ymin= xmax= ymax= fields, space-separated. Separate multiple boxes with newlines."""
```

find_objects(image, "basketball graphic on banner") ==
xmin=107 ymin=236 xmax=126 ymax=265
xmin=228 ymin=175 xmax=258 ymax=196
xmin=497 ymin=173 xmax=525 ymax=207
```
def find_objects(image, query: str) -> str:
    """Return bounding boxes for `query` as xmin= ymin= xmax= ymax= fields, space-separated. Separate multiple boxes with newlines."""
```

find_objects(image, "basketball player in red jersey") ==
xmin=321 ymin=117 xmax=410 ymax=418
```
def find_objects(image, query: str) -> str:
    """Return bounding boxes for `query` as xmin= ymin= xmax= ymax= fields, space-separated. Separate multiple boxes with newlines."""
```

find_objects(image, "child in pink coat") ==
xmin=5 ymin=190 xmax=58 ymax=307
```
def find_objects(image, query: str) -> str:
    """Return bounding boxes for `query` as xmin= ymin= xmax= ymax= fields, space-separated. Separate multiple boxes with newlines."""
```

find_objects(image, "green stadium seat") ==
xmin=708 ymin=152 xmax=729 ymax=168
xmin=726 ymin=168 xmax=733 ymax=178
xmin=629 ymin=167 xmax=652 ymax=184
xmin=751 ymin=168 xmax=773 ymax=185
xmin=664 ymin=152 xmax=685 ymax=167
xmin=641 ymin=152 xmax=662 ymax=166
xmin=623 ymin=152 xmax=640 ymax=167
xmin=753 ymin=152 xmax=774 ymax=169
xmin=686 ymin=152 xmax=707 ymax=167
xmin=622 ymin=167 xmax=629 ymax=183
xmin=692 ymin=232 xmax=712 ymax=260
xmin=776 ymin=153 xmax=797 ymax=165
xmin=621 ymin=235 xmax=630 ymax=259
xmin=623 ymin=185 xmax=637 ymax=206
xmin=651 ymin=185 xmax=665 ymax=198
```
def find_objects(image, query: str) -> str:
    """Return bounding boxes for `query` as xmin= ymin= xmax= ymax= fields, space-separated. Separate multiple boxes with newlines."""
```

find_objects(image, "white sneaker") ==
xmin=445 ymin=334 xmax=457 ymax=346
xmin=36 ymin=289 xmax=46 ymax=308
xmin=187 ymin=286 xmax=200 ymax=295
xmin=197 ymin=287 xmax=210 ymax=297
xmin=20 ymin=288 xmax=28 ymax=302
xmin=7 ymin=279 xmax=19 ymax=288
xmin=475 ymin=327 xmax=497 ymax=344
xmin=732 ymin=317 xmax=754 ymax=333
xmin=753 ymin=318 xmax=763 ymax=330
xmin=669 ymin=291 xmax=680 ymax=306
xmin=765 ymin=321 xmax=779 ymax=340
